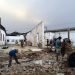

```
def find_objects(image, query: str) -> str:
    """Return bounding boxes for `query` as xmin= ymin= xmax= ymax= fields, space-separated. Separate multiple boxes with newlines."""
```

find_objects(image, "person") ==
xmin=65 ymin=39 xmax=72 ymax=55
xmin=47 ymin=39 xmax=49 ymax=48
xmin=15 ymin=40 xmax=18 ymax=45
xmin=68 ymin=52 xmax=75 ymax=68
xmin=61 ymin=39 xmax=66 ymax=57
xmin=21 ymin=40 xmax=24 ymax=47
xmin=8 ymin=48 xmax=20 ymax=67
xmin=55 ymin=36 xmax=62 ymax=61
xmin=50 ymin=39 xmax=53 ymax=51
xmin=53 ymin=38 xmax=57 ymax=47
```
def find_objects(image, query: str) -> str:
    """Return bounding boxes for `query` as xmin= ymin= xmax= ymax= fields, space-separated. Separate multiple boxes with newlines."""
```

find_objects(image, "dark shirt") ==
xmin=9 ymin=49 xmax=17 ymax=57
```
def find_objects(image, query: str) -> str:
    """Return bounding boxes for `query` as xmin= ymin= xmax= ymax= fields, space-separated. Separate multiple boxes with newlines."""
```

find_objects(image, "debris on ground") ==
xmin=0 ymin=47 xmax=74 ymax=75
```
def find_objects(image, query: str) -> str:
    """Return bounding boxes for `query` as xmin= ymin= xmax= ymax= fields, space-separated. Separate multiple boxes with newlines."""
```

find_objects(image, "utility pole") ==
xmin=68 ymin=27 xmax=70 ymax=39
xmin=44 ymin=26 xmax=47 ymax=31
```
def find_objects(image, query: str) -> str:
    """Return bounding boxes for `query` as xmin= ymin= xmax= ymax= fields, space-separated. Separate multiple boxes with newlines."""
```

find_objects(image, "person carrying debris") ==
xmin=55 ymin=36 xmax=62 ymax=61
xmin=8 ymin=48 xmax=20 ymax=67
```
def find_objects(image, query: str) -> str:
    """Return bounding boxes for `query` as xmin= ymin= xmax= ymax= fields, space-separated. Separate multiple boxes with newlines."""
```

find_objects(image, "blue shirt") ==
xmin=55 ymin=39 xmax=61 ymax=48
xmin=9 ymin=49 xmax=17 ymax=57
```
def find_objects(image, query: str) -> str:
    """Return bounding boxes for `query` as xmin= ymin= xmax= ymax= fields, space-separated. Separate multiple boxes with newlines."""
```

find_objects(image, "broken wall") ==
xmin=0 ymin=29 xmax=6 ymax=45
xmin=26 ymin=22 xmax=44 ymax=48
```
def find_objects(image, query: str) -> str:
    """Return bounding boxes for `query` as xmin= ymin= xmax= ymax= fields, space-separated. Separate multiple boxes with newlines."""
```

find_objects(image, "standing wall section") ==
xmin=26 ymin=22 xmax=44 ymax=48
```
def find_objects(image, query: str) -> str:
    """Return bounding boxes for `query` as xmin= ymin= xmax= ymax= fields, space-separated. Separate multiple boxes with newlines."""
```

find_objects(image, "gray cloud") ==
xmin=0 ymin=0 xmax=75 ymax=33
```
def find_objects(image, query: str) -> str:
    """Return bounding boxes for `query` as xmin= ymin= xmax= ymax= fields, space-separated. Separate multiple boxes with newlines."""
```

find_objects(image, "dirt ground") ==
xmin=0 ymin=45 xmax=75 ymax=75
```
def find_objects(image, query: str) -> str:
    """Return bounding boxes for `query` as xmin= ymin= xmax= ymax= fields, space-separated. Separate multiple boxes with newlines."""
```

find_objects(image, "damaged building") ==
xmin=26 ymin=22 xmax=75 ymax=48
xmin=26 ymin=22 xmax=44 ymax=48
xmin=6 ymin=32 xmax=25 ymax=45
xmin=0 ymin=18 xmax=6 ymax=46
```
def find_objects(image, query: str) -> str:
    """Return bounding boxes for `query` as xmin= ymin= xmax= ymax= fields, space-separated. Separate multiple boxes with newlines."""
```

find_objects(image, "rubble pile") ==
xmin=0 ymin=64 xmax=56 ymax=75
xmin=19 ymin=51 xmax=40 ymax=60
xmin=0 ymin=52 xmax=8 ymax=62
xmin=0 ymin=60 xmax=64 ymax=75
xmin=20 ymin=50 xmax=57 ymax=61
xmin=0 ymin=48 xmax=74 ymax=75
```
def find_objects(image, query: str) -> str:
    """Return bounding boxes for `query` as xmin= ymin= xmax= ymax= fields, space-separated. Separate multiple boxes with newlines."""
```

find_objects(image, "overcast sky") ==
xmin=0 ymin=0 xmax=75 ymax=33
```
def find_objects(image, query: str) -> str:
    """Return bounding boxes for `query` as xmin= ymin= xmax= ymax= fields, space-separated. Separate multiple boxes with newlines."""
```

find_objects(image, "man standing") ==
xmin=47 ymin=39 xmax=49 ymax=48
xmin=21 ymin=40 xmax=24 ymax=47
xmin=55 ymin=36 xmax=62 ymax=61
xmin=8 ymin=48 xmax=20 ymax=67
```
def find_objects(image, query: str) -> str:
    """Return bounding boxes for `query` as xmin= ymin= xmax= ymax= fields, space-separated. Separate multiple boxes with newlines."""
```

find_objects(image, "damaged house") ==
xmin=0 ymin=18 xmax=6 ymax=45
xmin=6 ymin=32 xmax=24 ymax=45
